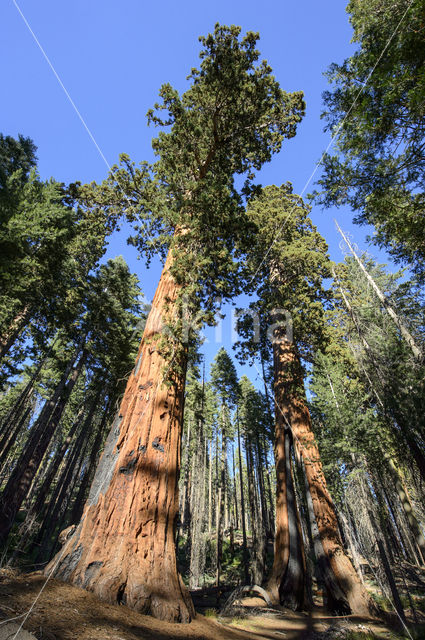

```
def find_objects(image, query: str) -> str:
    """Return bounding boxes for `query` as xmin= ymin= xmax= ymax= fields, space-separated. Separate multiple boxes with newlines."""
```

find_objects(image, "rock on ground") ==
xmin=0 ymin=621 xmax=37 ymax=639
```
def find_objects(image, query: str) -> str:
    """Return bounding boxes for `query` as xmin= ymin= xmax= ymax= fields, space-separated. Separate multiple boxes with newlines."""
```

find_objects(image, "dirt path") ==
xmin=0 ymin=572 xmax=420 ymax=639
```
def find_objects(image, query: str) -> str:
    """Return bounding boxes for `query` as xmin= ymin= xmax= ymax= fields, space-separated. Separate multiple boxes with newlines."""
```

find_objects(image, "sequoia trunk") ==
xmin=279 ymin=337 xmax=374 ymax=617
xmin=267 ymin=334 xmax=306 ymax=609
xmin=45 ymin=249 xmax=195 ymax=623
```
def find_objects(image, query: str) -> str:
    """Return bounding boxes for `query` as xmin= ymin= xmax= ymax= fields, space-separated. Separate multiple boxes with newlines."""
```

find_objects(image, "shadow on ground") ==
xmin=0 ymin=571 xmax=423 ymax=640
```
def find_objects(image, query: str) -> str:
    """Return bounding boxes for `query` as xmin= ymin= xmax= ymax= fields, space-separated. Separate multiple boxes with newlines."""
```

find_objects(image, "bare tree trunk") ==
xmin=46 ymin=249 xmax=195 ymax=623
xmin=335 ymin=221 xmax=422 ymax=361
xmin=237 ymin=409 xmax=249 ymax=584
xmin=208 ymin=439 xmax=213 ymax=534
xmin=266 ymin=335 xmax=306 ymax=610
xmin=280 ymin=338 xmax=374 ymax=617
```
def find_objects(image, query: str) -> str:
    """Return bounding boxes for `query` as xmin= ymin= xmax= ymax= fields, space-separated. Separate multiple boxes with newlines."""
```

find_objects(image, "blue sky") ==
xmin=2 ymin=0 xmax=396 ymax=383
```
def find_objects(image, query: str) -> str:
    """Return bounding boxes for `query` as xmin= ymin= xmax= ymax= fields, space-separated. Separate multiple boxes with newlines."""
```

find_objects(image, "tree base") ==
xmin=47 ymin=523 xmax=195 ymax=623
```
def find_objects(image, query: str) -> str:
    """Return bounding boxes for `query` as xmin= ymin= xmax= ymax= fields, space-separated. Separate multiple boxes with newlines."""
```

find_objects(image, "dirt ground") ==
xmin=0 ymin=571 xmax=422 ymax=640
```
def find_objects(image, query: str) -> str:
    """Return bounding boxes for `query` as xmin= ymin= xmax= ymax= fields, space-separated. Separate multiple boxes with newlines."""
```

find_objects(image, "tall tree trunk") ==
xmin=46 ymin=249 xmax=195 ymax=623
xmin=262 ymin=433 xmax=275 ymax=538
xmin=69 ymin=399 xmax=112 ymax=526
xmin=215 ymin=405 xmax=226 ymax=602
xmin=302 ymin=456 xmax=351 ymax=614
xmin=266 ymin=335 xmax=306 ymax=610
xmin=338 ymin=509 xmax=365 ymax=585
xmin=232 ymin=446 xmax=239 ymax=531
xmin=237 ymin=409 xmax=249 ymax=585
xmin=279 ymin=337 xmax=374 ymax=617
xmin=208 ymin=439 xmax=213 ymax=534
xmin=180 ymin=418 xmax=191 ymax=532
xmin=247 ymin=434 xmax=267 ymax=586
xmin=189 ymin=419 xmax=204 ymax=589
xmin=255 ymin=436 xmax=269 ymax=540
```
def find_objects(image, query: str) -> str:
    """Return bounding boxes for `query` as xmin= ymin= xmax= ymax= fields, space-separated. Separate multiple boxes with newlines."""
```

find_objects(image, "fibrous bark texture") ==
xmin=46 ymin=250 xmax=195 ymax=623
xmin=278 ymin=337 xmax=374 ymax=617
xmin=266 ymin=336 xmax=306 ymax=610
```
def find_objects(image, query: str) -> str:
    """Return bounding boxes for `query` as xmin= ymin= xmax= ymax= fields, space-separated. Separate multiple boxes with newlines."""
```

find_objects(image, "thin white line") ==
xmin=249 ymin=0 xmax=414 ymax=285
xmin=7 ymin=4 xmax=129 ymax=636
xmin=0 ymin=545 xmax=66 ymax=639
xmin=13 ymin=0 xmax=112 ymax=172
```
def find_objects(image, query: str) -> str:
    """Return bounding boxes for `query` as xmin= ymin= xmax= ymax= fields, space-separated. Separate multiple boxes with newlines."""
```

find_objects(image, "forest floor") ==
xmin=0 ymin=569 xmax=424 ymax=640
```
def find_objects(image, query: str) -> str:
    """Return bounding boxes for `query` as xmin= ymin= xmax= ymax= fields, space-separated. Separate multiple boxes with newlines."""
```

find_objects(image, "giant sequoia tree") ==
xmin=237 ymin=184 xmax=373 ymax=615
xmin=47 ymin=24 xmax=305 ymax=623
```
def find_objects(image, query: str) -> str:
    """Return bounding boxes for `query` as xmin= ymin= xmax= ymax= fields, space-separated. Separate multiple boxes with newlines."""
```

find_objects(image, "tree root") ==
xmin=220 ymin=584 xmax=273 ymax=616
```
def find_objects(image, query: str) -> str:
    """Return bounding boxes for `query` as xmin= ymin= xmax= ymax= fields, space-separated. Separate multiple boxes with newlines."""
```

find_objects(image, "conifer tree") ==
xmin=237 ymin=184 xmax=373 ymax=615
xmin=210 ymin=348 xmax=238 ymax=598
xmin=317 ymin=0 xmax=425 ymax=279
xmin=0 ymin=134 xmax=109 ymax=382
xmin=0 ymin=257 xmax=142 ymax=547
xmin=238 ymin=376 xmax=270 ymax=586
xmin=47 ymin=24 xmax=304 ymax=622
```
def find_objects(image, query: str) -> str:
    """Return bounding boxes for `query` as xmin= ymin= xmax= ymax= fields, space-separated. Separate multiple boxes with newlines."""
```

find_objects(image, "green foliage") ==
xmin=81 ymin=25 xmax=305 ymax=347
xmin=238 ymin=376 xmax=271 ymax=441
xmin=309 ymin=253 xmax=425 ymax=499
xmin=0 ymin=134 xmax=110 ymax=382
xmin=235 ymin=183 xmax=331 ymax=393
xmin=317 ymin=0 xmax=425 ymax=278
xmin=211 ymin=348 xmax=239 ymax=409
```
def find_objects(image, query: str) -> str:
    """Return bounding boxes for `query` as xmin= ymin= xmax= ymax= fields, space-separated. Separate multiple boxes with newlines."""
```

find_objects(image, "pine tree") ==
xmin=0 ymin=134 xmax=109 ymax=384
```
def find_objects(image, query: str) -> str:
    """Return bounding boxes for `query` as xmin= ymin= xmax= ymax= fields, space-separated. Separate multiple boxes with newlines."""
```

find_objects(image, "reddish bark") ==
xmin=277 ymin=338 xmax=374 ymax=617
xmin=46 ymin=249 xmax=195 ymax=623
xmin=266 ymin=336 xmax=306 ymax=609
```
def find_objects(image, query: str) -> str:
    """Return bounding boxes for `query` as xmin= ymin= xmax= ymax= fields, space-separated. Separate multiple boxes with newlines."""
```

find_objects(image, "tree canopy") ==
xmin=317 ymin=0 xmax=425 ymax=278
